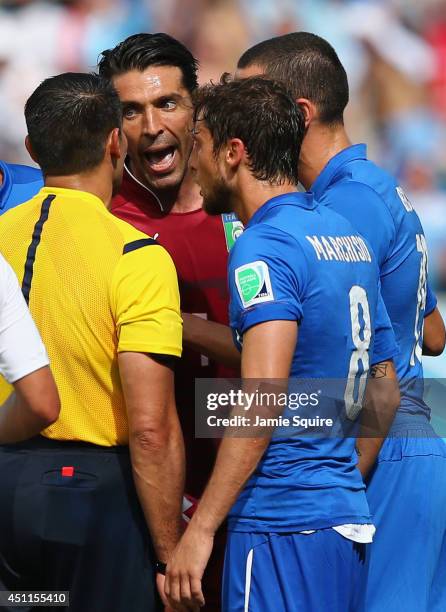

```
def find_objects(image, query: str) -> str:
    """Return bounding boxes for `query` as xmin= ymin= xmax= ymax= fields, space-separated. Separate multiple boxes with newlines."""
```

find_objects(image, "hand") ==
xmin=156 ymin=573 xmax=170 ymax=609
xmin=156 ymin=573 xmax=182 ymax=612
xmin=165 ymin=523 xmax=214 ymax=610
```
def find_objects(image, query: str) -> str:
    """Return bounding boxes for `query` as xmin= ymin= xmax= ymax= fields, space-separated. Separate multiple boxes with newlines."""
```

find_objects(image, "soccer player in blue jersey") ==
xmin=0 ymin=161 xmax=42 ymax=214
xmin=236 ymin=33 xmax=446 ymax=612
xmin=165 ymin=76 xmax=400 ymax=611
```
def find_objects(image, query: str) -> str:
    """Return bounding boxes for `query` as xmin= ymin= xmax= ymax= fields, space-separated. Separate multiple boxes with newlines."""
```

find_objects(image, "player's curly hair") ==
xmin=193 ymin=75 xmax=304 ymax=186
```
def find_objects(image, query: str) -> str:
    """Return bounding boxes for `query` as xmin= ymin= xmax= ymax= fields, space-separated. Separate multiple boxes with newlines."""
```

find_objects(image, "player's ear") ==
xmin=296 ymin=98 xmax=316 ymax=128
xmin=225 ymin=138 xmax=244 ymax=170
xmin=25 ymin=136 xmax=38 ymax=164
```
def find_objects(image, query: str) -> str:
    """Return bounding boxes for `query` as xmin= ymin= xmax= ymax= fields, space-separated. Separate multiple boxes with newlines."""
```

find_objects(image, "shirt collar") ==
xmin=247 ymin=191 xmax=316 ymax=228
xmin=39 ymin=186 xmax=106 ymax=210
xmin=311 ymin=144 xmax=367 ymax=199
xmin=0 ymin=161 xmax=12 ymax=211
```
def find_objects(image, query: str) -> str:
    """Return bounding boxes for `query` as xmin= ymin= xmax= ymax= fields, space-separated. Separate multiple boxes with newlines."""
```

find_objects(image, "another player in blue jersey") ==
xmin=237 ymin=33 xmax=446 ymax=612
xmin=165 ymin=76 xmax=400 ymax=611
xmin=0 ymin=161 xmax=43 ymax=214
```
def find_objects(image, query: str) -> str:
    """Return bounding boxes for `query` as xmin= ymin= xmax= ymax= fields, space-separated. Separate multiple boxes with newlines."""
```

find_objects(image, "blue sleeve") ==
xmin=371 ymin=285 xmax=399 ymax=365
xmin=0 ymin=164 xmax=43 ymax=214
xmin=425 ymin=281 xmax=437 ymax=317
xmin=228 ymin=224 xmax=307 ymax=336
xmin=322 ymin=181 xmax=395 ymax=270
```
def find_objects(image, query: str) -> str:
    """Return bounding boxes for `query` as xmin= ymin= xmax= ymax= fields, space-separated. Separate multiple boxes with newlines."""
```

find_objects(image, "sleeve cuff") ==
xmin=425 ymin=282 xmax=438 ymax=316
xmin=6 ymin=354 xmax=50 ymax=384
xmin=425 ymin=298 xmax=437 ymax=317
xmin=370 ymin=343 xmax=400 ymax=366
xmin=117 ymin=342 xmax=182 ymax=357
xmin=239 ymin=301 xmax=302 ymax=335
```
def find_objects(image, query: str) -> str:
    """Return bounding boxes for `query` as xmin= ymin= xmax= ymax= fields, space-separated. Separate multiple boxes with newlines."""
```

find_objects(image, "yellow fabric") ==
xmin=0 ymin=187 xmax=182 ymax=446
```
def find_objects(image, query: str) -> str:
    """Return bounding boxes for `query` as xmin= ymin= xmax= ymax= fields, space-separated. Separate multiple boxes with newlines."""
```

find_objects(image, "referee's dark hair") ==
xmin=98 ymin=33 xmax=199 ymax=93
xmin=193 ymin=76 xmax=304 ymax=185
xmin=238 ymin=32 xmax=349 ymax=126
xmin=25 ymin=72 xmax=122 ymax=176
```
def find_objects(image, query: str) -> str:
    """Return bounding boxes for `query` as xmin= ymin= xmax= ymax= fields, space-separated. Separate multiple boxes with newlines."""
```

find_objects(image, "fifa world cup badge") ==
xmin=222 ymin=213 xmax=244 ymax=251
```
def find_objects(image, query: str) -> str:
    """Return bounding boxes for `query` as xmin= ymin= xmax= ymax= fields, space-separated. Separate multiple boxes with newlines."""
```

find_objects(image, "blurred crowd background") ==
xmin=1 ymin=0 xmax=445 ymax=380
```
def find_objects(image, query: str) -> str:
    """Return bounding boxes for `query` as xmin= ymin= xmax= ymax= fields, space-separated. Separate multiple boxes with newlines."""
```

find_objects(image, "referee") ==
xmin=0 ymin=73 xmax=184 ymax=611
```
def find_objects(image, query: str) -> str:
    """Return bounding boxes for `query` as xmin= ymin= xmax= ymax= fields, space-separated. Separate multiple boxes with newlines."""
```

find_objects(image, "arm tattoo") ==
xmin=370 ymin=363 xmax=388 ymax=379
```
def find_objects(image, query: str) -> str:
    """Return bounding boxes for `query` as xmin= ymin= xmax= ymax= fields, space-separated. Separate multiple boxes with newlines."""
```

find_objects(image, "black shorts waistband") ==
xmin=0 ymin=435 xmax=129 ymax=454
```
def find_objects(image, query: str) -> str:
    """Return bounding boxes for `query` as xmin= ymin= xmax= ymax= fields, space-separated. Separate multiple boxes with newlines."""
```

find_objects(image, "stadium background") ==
xmin=0 ymin=0 xmax=445 ymax=428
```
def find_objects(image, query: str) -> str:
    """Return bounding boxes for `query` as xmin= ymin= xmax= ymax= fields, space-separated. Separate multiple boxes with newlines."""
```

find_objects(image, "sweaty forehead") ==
xmin=112 ymin=65 xmax=188 ymax=100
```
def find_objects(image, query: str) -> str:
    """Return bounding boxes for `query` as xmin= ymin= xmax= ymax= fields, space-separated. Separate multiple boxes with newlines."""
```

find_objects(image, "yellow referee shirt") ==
xmin=0 ymin=187 xmax=182 ymax=446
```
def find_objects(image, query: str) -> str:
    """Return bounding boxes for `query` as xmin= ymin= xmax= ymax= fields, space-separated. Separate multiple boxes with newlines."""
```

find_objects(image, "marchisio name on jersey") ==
xmin=306 ymin=234 xmax=371 ymax=263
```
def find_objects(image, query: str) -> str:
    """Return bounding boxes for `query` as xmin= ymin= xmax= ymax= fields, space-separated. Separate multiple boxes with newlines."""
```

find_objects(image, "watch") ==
xmin=155 ymin=560 xmax=167 ymax=575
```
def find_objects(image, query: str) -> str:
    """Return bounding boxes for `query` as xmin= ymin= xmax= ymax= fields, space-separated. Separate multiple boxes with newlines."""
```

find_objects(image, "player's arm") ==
xmin=423 ymin=307 xmax=445 ymax=356
xmin=192 ymin=319 xmax=297 ymax=528
xmin=112 ymin=243 xmax=184 ymax=572
xmin=0 ymin=368 xmax=60 ymax=444
xmin=166 ymin=227 xmax=304 ymax=609
xmin=165 ymin=320 xmax=297 ymax=610
xmin=0 ymin=256 xmax=60 ymax=443
xmin=182 ymin=312 xmax=240 ymax=368
xmin=355 ymin=289 xmax=400 ymax=478
xmin=356 ymin=359 xmax=399 ymax=478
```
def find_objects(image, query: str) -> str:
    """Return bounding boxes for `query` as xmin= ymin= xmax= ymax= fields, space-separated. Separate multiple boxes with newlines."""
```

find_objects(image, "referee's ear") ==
xmin=108 ymin=127 xmax=127 ymax=163
xmin=25 ymin=135 xmax=38 ymax=165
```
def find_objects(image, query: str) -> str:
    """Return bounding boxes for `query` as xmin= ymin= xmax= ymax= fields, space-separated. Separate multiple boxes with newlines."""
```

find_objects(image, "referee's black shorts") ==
xmin=0 ymin=436 xmax=161 ymax=612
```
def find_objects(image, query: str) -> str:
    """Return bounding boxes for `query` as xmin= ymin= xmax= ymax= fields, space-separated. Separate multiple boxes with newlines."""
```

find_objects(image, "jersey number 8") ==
xmin=344 ymin=285 xmax=371 ymax=420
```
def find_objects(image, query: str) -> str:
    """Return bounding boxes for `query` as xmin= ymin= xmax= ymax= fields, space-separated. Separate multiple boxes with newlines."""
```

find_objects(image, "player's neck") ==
xmin=44 ymin=170 xmax=113 ymax=208
xmin=128 ymin=163 xmax=202 ymax=214
xmin=0 ymin=169 xmax=3 ymax=188
xmin=236 ymin=179 xmax=298 ymax=226
xmin=299 ymin=122 xmax=351 ymax=191
xmin=170 ymin=169 xmax=202 ymax=213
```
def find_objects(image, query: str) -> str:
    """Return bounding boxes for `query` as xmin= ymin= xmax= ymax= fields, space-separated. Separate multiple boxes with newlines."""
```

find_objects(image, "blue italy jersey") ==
xmin=0 ymin=161 xmax=43 ymax=215
xmin=228 ymin=192 xmax=398 ymax=532
xmin=312 ymin=144 xmax=435 ymax=418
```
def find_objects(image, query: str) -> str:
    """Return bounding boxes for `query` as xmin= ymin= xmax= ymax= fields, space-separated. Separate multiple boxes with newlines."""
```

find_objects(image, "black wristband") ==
xmin=155 ymin=560 xmax=167 ymax=575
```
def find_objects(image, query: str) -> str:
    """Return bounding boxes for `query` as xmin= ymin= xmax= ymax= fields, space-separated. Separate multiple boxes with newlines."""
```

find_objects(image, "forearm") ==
xmin=0 ymin=394 xmax=47 ymax=444
xmin=189 ymin=321 xmax=297 ymax=531
xmin=191 ymin=435 xmax=269 ymax=535
xmin=130 ymin=421 xmax=185 ymax=562
xmin=423 ymin=307 xmax=445 ymax=355
xmin=356 ymin=413 xmax=386 ymax=479
xmin=356 ymin=360 xmax=399 ymax=478
xmin=356 ymin=438 xmax=383 ymax=478
xmin=182 ymin=313 xmax=241 ymax=369
xmin=0 ymin=390 xmax=56 ymax=444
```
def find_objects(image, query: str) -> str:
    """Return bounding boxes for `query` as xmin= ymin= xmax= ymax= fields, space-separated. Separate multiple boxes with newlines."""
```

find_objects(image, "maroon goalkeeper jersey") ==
xmin=112 ymin=166 xmax=239 ymax=497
